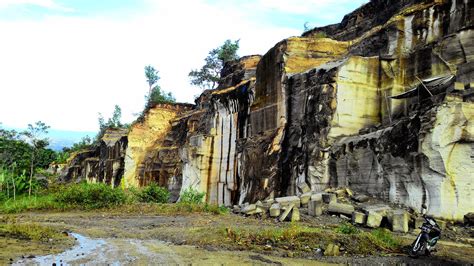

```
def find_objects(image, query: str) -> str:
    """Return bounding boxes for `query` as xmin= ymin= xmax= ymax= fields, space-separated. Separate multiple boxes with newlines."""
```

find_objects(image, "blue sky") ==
xmin=0 ymin=0 xmax=368 ymax=132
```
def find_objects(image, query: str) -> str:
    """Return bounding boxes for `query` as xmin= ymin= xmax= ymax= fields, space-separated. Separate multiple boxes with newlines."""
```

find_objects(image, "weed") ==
xmin=55 ymin=182 xmax=126 ymax=209
xmin=136 ymin=183 xmax=169 ymax=203
xmin=335 ymin=222 xmax=359 ymax=234
xmin=179 ymin=187 xmax=205 ymax=204
xmin=0 ymin=194 xmax=64 ymax=213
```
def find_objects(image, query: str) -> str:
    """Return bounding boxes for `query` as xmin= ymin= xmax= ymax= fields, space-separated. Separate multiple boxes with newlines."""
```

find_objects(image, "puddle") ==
xmin=14 ymin=233 xmax=332 ymax=265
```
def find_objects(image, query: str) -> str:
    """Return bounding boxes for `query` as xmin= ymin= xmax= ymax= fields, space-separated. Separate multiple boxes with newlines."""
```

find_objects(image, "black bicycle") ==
xmin=409 ymin=204 xmax=441 ymax=258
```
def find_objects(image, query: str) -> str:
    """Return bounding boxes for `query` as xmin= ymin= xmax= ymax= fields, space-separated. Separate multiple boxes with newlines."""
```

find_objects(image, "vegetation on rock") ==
xmin=188 ymin=39 xmax=240 ymax=90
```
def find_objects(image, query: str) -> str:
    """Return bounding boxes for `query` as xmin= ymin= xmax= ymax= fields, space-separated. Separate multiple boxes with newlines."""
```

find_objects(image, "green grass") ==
xmin=335 ymin=222 xmax=359 ymax=234
xmin=0 ymin=222 xmax=66 ymax=242
xmin=0 ymin=194 xmax=65 ymax=213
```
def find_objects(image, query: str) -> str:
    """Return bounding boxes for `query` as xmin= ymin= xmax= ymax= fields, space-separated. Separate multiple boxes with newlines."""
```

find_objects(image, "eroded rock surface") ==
xmin=59 ymin=0 xmax=473 ymax=220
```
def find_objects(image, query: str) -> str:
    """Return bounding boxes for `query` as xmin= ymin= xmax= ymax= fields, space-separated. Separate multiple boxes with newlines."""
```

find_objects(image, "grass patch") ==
xmin=0 ymin=194 xmax=65 ymax=213
xmin=0 ymin=222 xmax=66 ymax=242
xmin=334 ymin=222 xmax=359 ymax=235
xmin=112 ymin=202 xmax=229 ymax=215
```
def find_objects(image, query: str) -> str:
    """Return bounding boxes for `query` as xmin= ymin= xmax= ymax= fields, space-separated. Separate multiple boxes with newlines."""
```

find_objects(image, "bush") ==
xmin=369 ymin=228 xmax=400 ymax=250
xmin=179 ymin=187 xmax=205 ymax=204
xmin=55 ymin=183 xmax=126 ymax=209
xmin=137 ymin=183 xmax=170 ymax=203
xmin=335 ymin=222 xmax=359 ymax=235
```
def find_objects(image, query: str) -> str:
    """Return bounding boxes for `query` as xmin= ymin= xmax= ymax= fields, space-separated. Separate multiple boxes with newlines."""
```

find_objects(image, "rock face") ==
xmin=59 ymin=128 xmax=128 ymax=187
xmin=60 ymin=0 xmax=473 ymax=221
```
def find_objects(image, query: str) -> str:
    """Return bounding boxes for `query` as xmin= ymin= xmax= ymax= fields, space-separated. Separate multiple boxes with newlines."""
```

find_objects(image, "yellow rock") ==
xmin=123 ymin=104 xmax=185 ymax=188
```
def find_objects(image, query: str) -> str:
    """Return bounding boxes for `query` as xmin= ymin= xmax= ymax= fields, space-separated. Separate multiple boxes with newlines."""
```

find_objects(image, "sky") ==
xmin=0 ymin=0 xmax=369 ymax=132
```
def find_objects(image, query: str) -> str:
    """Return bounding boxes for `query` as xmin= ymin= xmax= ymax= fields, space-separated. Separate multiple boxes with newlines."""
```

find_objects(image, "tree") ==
xmin=22 ymin=121 xmax=50 ymax=197
xmin=189 ymin=39 xmax=240 ymax=90
xmin=145 ymin=65 xmax=159 ymax=96
xmin=143 ymin=65 xmax=175 ymax=107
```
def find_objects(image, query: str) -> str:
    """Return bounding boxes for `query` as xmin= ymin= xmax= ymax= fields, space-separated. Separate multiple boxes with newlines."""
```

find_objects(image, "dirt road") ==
xmin=3 ymin=211 xmax=473 ymax=265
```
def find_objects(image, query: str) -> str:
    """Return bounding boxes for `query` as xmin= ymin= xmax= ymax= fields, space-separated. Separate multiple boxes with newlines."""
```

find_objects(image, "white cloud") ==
xmin=0 ymin=0 xmax=72 ymax=11
xmin=0 ymin=0 xmax=367 ymax=132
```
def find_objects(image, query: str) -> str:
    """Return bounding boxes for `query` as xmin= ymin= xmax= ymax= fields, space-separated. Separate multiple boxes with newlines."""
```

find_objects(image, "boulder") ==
xmin=298 ymin=183 xmax=311 ymax=194
xmin=322 ymin=193 xmax=337 ymax=204
xmin=300 ymin=192 xmax=312 ymax=205
xmin=351 ymin=194 xmax=370 ymax=203
xmin=366 ymin=211 xmax=383 ymax=228
xmin=328 ymin=202 xmax=355 ymax=216
xmin=388 ymin=210 xmax=409 ymax=233
xmin=275 ymin=196 xmax=301 ymax=207
xmin=308 ymin=199 xmax=323 ymax=216
xmin=352 ymin=211 xmax=367 ymax=225
xmin=464 ymin=213 xmax=474 ymax=226
xmin=311 ymin=193 xmax=323 ymax=202
xmin=241 ymin=204 xmax=263 ymax=215
xmin=324 ymin=244 xmax=340 ymax=256
xmin=279 ymin=204 xmax=295 ymax=222
xmin=270 ymin=203 xmax=281 ymax=217
xmin=232 ymin=205 xmax=241 ymax=213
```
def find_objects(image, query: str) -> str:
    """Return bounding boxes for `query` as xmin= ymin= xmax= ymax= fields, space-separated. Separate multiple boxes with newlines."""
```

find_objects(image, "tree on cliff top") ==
xmin=143 ymin=65 xmax=175 ymax=106
xmin=145 ymin=65 xmax=159 ymax=96
xmin=188 ymin=39 xmax=240 ymax=90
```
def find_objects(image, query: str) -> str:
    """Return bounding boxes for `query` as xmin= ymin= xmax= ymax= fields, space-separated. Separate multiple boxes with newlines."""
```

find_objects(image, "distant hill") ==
xmin=3 ymin=126 xmax=96 ymax=151
xmin=47 ymin=129 xmax=97 ymax=151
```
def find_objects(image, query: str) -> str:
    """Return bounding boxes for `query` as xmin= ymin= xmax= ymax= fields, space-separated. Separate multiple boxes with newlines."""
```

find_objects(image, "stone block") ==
xmin=388 ymin=210 xmax=409 ymax=233
xmin=232 ymin=205 xmax=241 ymax=213
xmin=324 ymin=244 xmax=340 ymax=256
xmin=275 ymin=196 xmax=301 ymax=208
xmin=279 ymin=204 xmax=295 ymax=222
xmin=308 ymin=199 xmax=323 ymax=216
xmin=300 ymin=192 xmax=312 ymax=205
xmin=366 ymin=211 xmax=383 ymax=228
xmin=291 ymin=207 xmax=300 ymax=222
xmin=270 ymin=203 xmax=281 ymax=217
xmin=241 ymin=204 xmax=263 ymax=215
xmin=328 ymin=202 xmax=355 ymax=216
xmin=352 ymin=211 xmax=367 ymax=225
xmin=311 ymin=193 xmax=323 ymax=201
xmin=322 ymin=193 xmax=336 ymax=204
xmin=298 ymin=183 xmax=311 ymax=194
xmin=351 ymin=194 xmax=370 ymax=203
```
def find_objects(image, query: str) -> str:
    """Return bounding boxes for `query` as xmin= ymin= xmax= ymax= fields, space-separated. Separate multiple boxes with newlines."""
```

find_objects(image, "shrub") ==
xmin=335 ymin=222 xmax=359 ymax=235
xmin=369 ymin=228 xmax=400 ymax=250
xmin=179 ymin=187 xmax=205 ymax=204
xmin=137 ymin=183 xmax=170 ymax=203
xmin=55 ymin=182 xmax=126 ymax=209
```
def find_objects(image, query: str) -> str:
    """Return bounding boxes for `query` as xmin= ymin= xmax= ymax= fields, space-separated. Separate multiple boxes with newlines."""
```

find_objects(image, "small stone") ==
xmin=324 ymin=244 xmax=334 ymax=256
xmin=264 ymin=244 xmax=272 ymax=250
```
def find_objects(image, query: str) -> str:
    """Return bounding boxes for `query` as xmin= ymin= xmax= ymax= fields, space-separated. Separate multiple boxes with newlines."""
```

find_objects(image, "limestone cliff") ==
xmin=60 ymin=0 xmax=473 ymax=220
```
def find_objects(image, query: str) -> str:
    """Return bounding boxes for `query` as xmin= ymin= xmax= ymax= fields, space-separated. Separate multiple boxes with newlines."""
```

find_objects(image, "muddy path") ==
xmin=3 ymin=211 xmax=473 ymax=265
